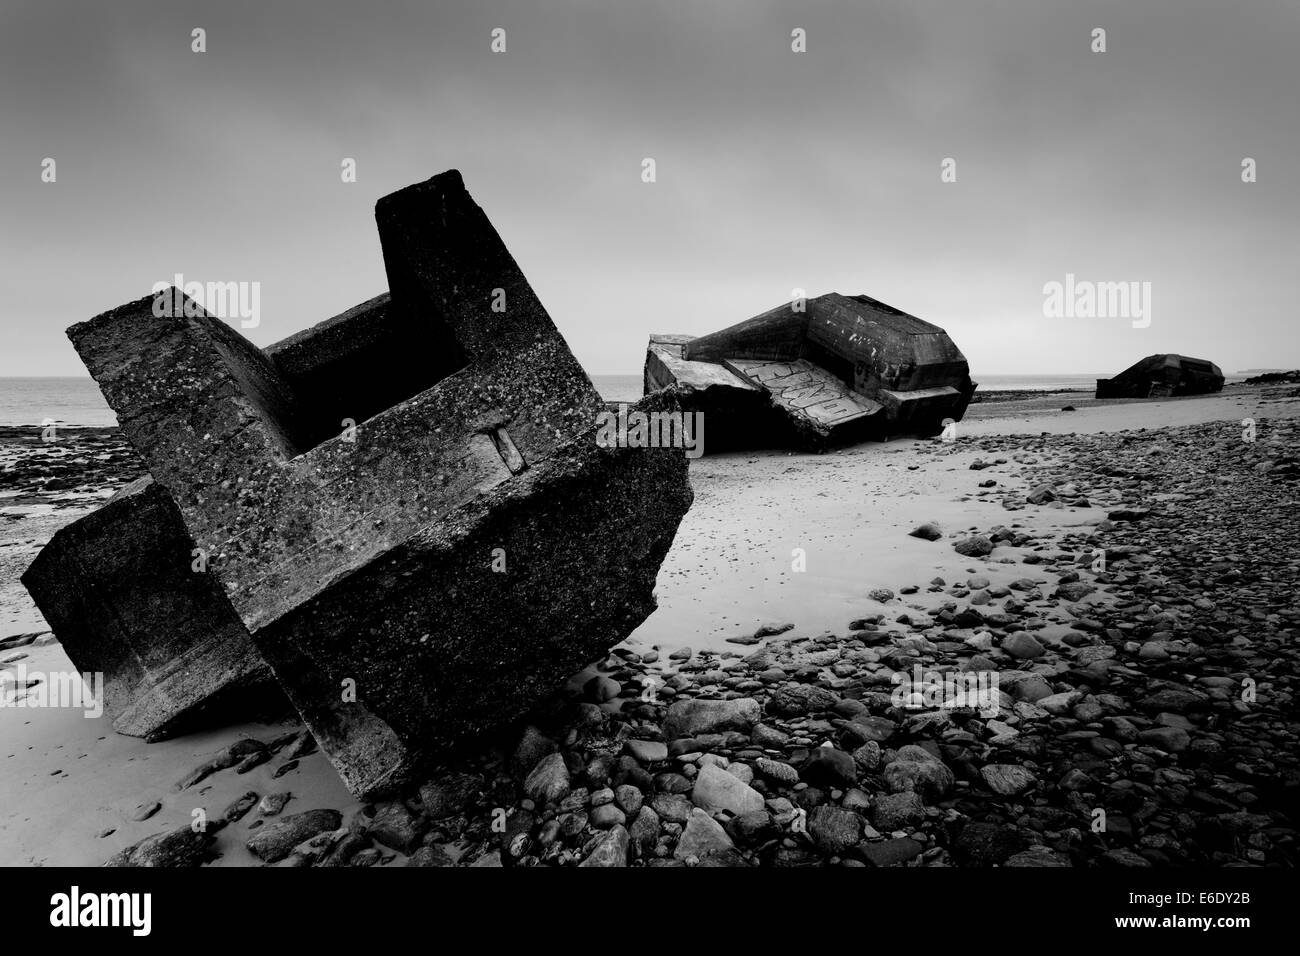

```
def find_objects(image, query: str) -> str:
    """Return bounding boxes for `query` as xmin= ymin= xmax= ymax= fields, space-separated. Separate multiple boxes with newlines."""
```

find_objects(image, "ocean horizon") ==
xmin=0 ymin=372 xmax=1253 ymax=427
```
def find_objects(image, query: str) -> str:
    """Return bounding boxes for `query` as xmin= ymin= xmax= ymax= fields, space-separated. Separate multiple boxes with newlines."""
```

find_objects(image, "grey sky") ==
xmin=2 ymin=0 xmax=1297 ymax=377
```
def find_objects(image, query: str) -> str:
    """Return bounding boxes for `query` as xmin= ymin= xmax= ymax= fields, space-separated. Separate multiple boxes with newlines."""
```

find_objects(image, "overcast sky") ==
xmin=2 ymin=0 xmax=1296 ymax=378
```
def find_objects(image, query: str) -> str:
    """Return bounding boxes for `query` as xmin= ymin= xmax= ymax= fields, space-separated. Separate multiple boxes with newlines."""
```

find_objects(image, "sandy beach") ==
xmin=2 ymin=382 xmax=1297 ymax=867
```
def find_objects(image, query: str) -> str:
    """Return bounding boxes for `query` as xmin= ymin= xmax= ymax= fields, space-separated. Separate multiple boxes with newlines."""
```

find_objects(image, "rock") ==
xmin=614 ymin=784 xmax=643 ymax=817
xmin=1038 ymin=691 xmax=1081 ymax=716
xmin=174 ymin=757 xmax=234 ymax=791
xmin=841 ymin=715 xmax=896 ymax=745
xmin=418 ymin=773 xmax=479 ymax=818
xmin=367 ymin=801 xmax=425 ymax=854
xmin=257 ymin=792 xmax=291 ymax=816
xmin=512 ymin=726 xmax=558 ymax=777
xmin=524 ymin=753 xmax=571 ymax=805
xmin=584 ymin=675 xmax=622 ymax=702
xmin=724 ymin=762 xmax=754 ymax=785
xmin=870 ymin=793 xmax=925 ymax=831
xmin=755 ymin=758 xmax=799 ymax=786
xmin=801 ymin=747 xmax=858 ymax=788
xmin=281 ymin=731 xmax=317 ymax=760
xmin=954 ymin=820 xmax=1025 ymax=865
xmin=1026 ymin=484 xmax=1056 ymax=505
xmin=235 ymin=750 xmax=272 ymax=774
xmin=834 ymin=698 xmax=868 ymax=719
xmin=104 ymin=824 xmax=214 ymax=867
xmin=1137 ymin=688 xmax=1207 ymax=714
xmin=1138 ymin=726 xmax=1190 ymax=753
xmin=842 ymin=789 xmax=872 ymax=812
xmin=727 ymin=810 xmax=776 ymax=846
xmin=651 ymin=793 xmax=693 ymax=824
xmin=629 ymin=807 xmax=660 ymax=858
xmin=752 ymin=723 xmax=791 ymax=748
xmin=221 ymin=791 xmax=259 ymax=824
xmin=558 ymin=810 xmax=589 ymax=839
xmin=1101 ymin=848 xmax=1154 ymax=867
xmin=586 ymin=755 xmax=614 ymax=789
xmin=1007 ymin=674 xmax=1053 ymax=702
xmin=859 ymin=837 xmax=923 ymax=867
xmin=1001 ymin=633 xmax=1045 ymax=659
xmin=869 ymin=588 xmax=895 ymax=602
xmin=673 ymin=808 xmax=738 ymax=863
xmin=287 ymin=828 xmax=347 ymax=866
xmin=0 ymin=633 xmax=41 ymax=651
xmin=320 ymin=828 xmax=371 ymax=867
xmin=130 ymin=801 xmax=161 ymax=822
xmin=590 ymin=803 xmax=627 ymax=829
xmin=1055 ymin=581 xmax=1097 ymax=602
xmin=406 ymin=845 xmax=453 ymax=867
xmin=768 ymin=684 xmax=840 ymax=716
xmin=246 ymin=809 xmax=343 ymax=863
xmin=582 ymin=832 xmax=631 ymax=868
xmin=980 ymin=764 xmax=1037 ymax=797
xmin=809 ymin=805 xmax=863 ymax=856
xmin=851 ymin=741 xmax=882 ymax=772
xmin=623 ymin=739 xmax=668 ymax=764
xmin=663 ymin=698 xmax=760 ymax=738
xmin=909 ymin=522 xmax=942 ymax=541
xmin=691 ymin=764 xmax=765 ymax=816
xmin=883 ymin=745 xmax=955 ymax=800
xmin=1006 ymin=846 xmax=1072 ymax=866
xmin=953 ymin=535 xmax=994 ymax=557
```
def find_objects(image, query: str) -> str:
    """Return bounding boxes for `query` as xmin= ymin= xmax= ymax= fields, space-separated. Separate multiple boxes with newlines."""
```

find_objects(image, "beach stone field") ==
xmin=1 ymin=388 xmax=1298 ymax=867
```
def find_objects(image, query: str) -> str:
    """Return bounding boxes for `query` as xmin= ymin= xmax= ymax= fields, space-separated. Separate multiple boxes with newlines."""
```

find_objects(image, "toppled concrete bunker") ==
xmin=645 ymin=293 xmax=976 ymax=451
xmin=23 ymin=170 xmax=693 ymax=798
xmin=22 ymin=476 xmax=279 ymax=740
xmin=1095 ymin=354 xmax=1225 ymax=399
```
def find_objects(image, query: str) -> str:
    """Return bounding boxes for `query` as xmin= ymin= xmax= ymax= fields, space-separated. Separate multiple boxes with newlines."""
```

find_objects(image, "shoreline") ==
xmin=1 ymin=386 xmax=1298 ymax=866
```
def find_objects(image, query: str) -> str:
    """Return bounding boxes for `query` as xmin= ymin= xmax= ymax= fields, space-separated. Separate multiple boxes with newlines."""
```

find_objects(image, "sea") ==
xmin=0 ymin=373 xmax=1250 ymax=427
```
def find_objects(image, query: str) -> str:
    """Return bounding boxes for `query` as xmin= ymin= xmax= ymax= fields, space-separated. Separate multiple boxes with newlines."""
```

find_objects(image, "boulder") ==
xmin=246 ymin=809 xmax=343 ymax=863
xmin=691 ymin=764 xmax=765 ymax=816
xmin=663 ymin=698 xmax=760 ymax=738
xmin=104 ymin=824 xmax=214 ymax=867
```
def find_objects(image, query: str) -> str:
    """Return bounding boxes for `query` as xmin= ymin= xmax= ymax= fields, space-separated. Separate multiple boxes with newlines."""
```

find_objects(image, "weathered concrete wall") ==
xmin=646 ymin=291 xmax=976 ymax=449
xmin=53 ymin=170 xmax=693 ymax=797
xmin=1096 ymin=354 xmax=1225 ymax=399
xmin=21 ymin=478 xmax=279 ymax=740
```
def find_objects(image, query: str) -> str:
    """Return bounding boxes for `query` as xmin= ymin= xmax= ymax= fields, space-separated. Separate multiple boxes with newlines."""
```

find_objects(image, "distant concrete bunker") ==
xmin=645 ymin=293 xmax=976 ymax=451
xmin=1095 ymin=354 xmax=1225 ymax=399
